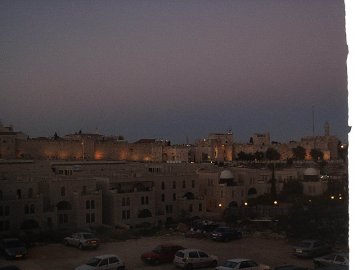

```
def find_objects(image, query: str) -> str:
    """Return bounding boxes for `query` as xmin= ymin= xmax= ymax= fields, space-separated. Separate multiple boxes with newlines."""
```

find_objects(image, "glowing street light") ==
xmin=244 ymin=202 xmax=248 ymax=206
xmin=218 ymin=203 xmax=222 ymax=207
xmin=273 ymin=200 xmax=278 ymax=205
xmin=331 ymin=195 xmax=335 ymax=200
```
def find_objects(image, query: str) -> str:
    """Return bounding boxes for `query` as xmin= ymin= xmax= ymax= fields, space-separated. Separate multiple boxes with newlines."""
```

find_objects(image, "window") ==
xmin=161 ymin=182 xmax=165 ymax=190
xmin=189 ymin=251 xmax=199 ymax=258
xmin=189 ymin=204 xmax=193 ymax=212
xmin=17 ymin=189 xmax=22 ymax=199
xmin=166 ymin=205 xmax=173 ymax=214
xmin=198 ymin=251 xmax=208 ymax=258
xmin=0 ymin=221 xmax=10 ymax=232
xmin=182 ymin=180 xmax=186 ymax=188
xmin=86 ymin=213 xmax=90 ymax=223
xmin=145 ymin=196 xmax=148 ymax=204
xmin=86 ymin=200 xmax=90 ymax=209
xmin=82 ymin=186 xmax=87 ymax=194
xmin=61 ymin=186 xmax=65 ymax=196
xmin=47 ymin=217 xmax=53 ymax=227
xmin=109 ymin=257 xmax=119 ymax=264
xmin=0 ymin=190 xmax=2 ymax=200
xmin=199 ymin=203 xmax=202 ymax=211
xmin=141 ymin=196 xmax=145 ymax=205
xmin=24 ymin=205 xmax=29 ymax=214
xmin=173 ymin=193 xmax=176 ymax=201
xmin=161 ymin=194 xmax=165 ymax=202
xmin=91 ymin=200 xmax=95 ymax=209
xmin=122 ymin=210 xmax=130 ymax=219
xmin=173 ymin=181 xmax=176 ymax=189
xmin=192 ymin=180 xmax=195 ymax=188
xmin=91 ymin=213 xmax=95 ymax=223
xmin=99 ymin=259 xmax=108 ymax=267
xmin=28 ymin=188 xmax=33 ymax=198
xmin=30 ymin=204 xmax=35 ymax=214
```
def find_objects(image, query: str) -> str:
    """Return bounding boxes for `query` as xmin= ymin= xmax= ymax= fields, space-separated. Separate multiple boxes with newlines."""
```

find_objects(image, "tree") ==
xmin=310 ymin=148 xmax=324 ymax=161
xmin=280 ymin=180 xmax=303 ymax=201
xmin=292 ymin=146 xmax=306 ymax=160
xmin=53 ymin=132 xmax=60 ymax=140
xmin=337 ymin=142 xmax=347 ymax=162
xmin=265 ymin=147 xmax=280 ymax=160
xmin=254 ymin=151 xmax=264 ymax=161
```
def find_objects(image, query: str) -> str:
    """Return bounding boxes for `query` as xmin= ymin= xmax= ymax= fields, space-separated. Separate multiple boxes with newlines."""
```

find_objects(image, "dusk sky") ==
xmin=0 ymin=0 xmax=349 ymax=144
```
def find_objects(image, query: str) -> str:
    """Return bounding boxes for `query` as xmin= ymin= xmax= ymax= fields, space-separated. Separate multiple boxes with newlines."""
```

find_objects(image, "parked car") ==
xmin=141 ymin=243 xmax=184 ymax=265
xmin=210 ymin=227 xmax=241 ymax=241
xmin=216 ymin=258 xmax=270 ymax=270
xmin=0 ymin=266 xmax=21 ymax=270
xmin=75 ymin=254 xmax=125 ymax=270
xmin=293 ymin=240 xmax=332 ymax=258
xmin=313 ymin=253 xmax=349 ymax=268
xmin=173 ymin=248 xmax=218 ymax=269
xmin=274 ymin=265 xmax=310 ymax=270
xmin=0 ymin=238 xmax=27 ymax=260
xmin=64 ymin=232 xmax=99 ymax=250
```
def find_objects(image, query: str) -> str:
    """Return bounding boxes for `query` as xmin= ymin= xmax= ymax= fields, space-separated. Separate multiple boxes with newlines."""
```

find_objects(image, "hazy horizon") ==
xmin=1 ymin=0 xmax=349 ymax=144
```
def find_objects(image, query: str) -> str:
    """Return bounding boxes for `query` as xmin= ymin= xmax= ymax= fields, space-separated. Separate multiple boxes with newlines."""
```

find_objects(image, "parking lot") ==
xmin=0 ymin=233 xmax=314 ymax=270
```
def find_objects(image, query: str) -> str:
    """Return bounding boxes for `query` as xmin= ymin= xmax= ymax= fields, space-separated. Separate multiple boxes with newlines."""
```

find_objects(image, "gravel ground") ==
xmin=0 ymin=234 xmax=314 ymax=270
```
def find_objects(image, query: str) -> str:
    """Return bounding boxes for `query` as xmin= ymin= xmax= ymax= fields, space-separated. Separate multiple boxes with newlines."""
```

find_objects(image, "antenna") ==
xmin=312 ymin=106 xmax=315 ymax=137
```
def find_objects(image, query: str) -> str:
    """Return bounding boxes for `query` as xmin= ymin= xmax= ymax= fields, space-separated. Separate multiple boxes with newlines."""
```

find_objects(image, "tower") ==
xmin=324 ymin=121 xmax=330 ymax=136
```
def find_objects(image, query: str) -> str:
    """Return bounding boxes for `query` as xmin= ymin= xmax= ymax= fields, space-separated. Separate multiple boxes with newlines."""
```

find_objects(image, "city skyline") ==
xmin=1 ymin=1 xmax=349 ymax=144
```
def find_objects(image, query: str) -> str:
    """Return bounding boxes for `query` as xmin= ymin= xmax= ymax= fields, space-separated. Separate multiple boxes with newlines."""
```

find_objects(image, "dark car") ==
xmin=0 ymin=238 xmax=27 ymax=260
xmin=313 ymin=253 xmax=349 ymax=269
xmin=293 ymin=240 xmax=332 ymax=258
xmin=0 ymin=266 xmax=21 ymax=270
xmin=274 ymin=265 xmax=311 ymax=270
xmin=210 ymin=227 xmax=241 ymax=241
xmin=141 ymin=243 xmax=184 ymax=265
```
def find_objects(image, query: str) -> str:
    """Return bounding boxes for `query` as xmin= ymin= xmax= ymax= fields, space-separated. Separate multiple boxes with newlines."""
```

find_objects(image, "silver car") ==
xmin=313 ymin=253 xmax=349 ymax=269
xmin=75 ymin=254 xmax=125 ymax=270
xmin=173 ymin=248 xmax=217 ymax=269
xmin=64 ymin=232 xmax=100 ymax=249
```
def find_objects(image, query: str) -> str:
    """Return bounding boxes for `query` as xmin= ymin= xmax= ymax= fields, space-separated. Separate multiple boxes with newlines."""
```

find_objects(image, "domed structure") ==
xmin=219 ymin=169 xmax=235 ymax=185
xmin=304 ymin=167 xmax=319 ymax=176
xmin=303 ymin=167 xmax=319 ymax=181
xmin=220 ymin=169 xmax=234 ymax=180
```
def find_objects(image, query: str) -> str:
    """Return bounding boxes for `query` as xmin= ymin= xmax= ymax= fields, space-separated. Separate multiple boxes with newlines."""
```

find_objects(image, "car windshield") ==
xmin=221 ymin=261 xmax=239 ymax=268
xmin=152 ymin=246 xmax=162 ymax=253
xmin=176 ymin=251 xmax=184 ymax=258
xmin=4 ymin=240 xmax=24 ymax=248
xmin=83 ymin=233 xmax=96 ymax=239
xmin=86 ymin=257 xmax=101 ymax=266
xmin=298 ymin=242 xmax=312 ymax=248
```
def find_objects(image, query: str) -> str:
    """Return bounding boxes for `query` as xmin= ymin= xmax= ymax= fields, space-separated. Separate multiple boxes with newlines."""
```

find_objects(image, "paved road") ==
xmin=0 ymin=234 xmax=313 ymax=270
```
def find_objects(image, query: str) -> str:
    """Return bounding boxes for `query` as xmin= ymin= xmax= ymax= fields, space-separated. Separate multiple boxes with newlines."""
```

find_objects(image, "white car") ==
xmin=173 ymin=248 xmax=218 ymax=269
xmin=64 ymin=232 xmax=100 ymax=249
xmin=216 ymin=258 xmax=270 ymax=270
xmin=75 ymin=254 xmax=125 ymax=270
